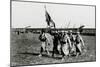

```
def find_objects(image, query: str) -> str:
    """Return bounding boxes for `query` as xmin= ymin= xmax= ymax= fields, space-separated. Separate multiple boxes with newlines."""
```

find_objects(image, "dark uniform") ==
xmin=52 ymin=33 xmax=59 ymax=57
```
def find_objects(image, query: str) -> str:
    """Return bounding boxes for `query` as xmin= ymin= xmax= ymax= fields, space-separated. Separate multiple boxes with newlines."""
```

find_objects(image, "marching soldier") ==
xmin=67 ymin=30 xmax=75 ymax=46
xmin=75 ymin=32 xmax=85 ymax=56
xmin=38 ymin=29 xmax=46 ymax=57
xmin=67 ymin=30 xmax=76 ymax=55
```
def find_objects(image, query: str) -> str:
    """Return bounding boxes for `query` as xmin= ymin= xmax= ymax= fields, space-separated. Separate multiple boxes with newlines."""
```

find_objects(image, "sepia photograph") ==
xmin=10 ymin=0 xmax=96 ymax=67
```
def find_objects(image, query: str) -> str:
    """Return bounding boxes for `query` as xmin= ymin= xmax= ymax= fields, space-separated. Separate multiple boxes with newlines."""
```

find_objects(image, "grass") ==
xmin=10 ymin=32 xmax=96 ymax=66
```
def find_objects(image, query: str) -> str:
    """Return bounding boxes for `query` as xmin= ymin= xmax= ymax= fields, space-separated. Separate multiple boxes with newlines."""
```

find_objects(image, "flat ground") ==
xmin=10 ymin=32 xmax=96 ymax=66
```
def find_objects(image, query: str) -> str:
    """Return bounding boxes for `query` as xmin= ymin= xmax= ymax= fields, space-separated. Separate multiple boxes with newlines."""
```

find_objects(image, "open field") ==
xmin=10 ymin=32 xmax=96 ymax=66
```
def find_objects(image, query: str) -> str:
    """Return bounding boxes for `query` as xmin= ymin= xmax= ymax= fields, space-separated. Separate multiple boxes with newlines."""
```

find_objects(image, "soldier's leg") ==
xmin=76 ymin=43 xmax=82 ymax=57
xmin=38 ymin=42 xmax=45 ymax=57
xmin=61 ymin=46 xmax=65 ymax=57
xmin=38 ymin=47 xmax=43 ymax=57
xmin=71 ymin=43 xmax=77 ymax=56
xmin=57 ymin=44 xmax=61 ymax=54
xmin=75 ymin=43 xmax=79 ymax=57
xmin=77 ymin=43 xmax=82 ymax=55
xmin=52 ymin=46 xmax=55 ymax=57
xmin=45 ymin=42 xmax=50 ymax=55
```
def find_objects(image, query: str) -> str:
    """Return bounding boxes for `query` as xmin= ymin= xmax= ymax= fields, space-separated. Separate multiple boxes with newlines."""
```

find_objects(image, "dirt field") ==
xmin=10 ymin=32 xmax=96 ymax=66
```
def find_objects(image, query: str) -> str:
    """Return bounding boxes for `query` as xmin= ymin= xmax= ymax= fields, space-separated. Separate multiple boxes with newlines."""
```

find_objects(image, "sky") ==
xmin=12 ymin=1 xmax=95 ymax=28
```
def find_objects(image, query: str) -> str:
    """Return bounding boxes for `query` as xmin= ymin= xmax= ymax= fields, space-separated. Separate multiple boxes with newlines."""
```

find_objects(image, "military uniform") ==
xmin=75 ymin=32 xmax=84 ymax=55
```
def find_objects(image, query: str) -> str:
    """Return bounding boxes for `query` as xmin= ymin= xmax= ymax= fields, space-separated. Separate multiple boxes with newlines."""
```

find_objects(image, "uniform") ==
xmin=75 ymin=32 xmax=84 ymax=55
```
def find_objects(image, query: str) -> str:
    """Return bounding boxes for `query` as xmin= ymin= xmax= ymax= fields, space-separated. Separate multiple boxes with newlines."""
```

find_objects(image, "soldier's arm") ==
xmin=80 ymin=36 xmax=85 ymax=47
xmin=67 ymin=37 xmax=72 ymax=48
xmin=72 ymin=35 xmax=75 ymax=41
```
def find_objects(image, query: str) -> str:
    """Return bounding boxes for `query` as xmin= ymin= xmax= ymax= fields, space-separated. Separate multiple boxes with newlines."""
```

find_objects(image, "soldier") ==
xmin=75 ymin=32 xmax=85 ymax=56
xmin=38 ymin=29 xmax=46 ymax=57
xmin=52 ymin=32 xmax=59 ymax=57
xmin=67 ymin=30 xmax=76 ymax=55
xmin=60 ymin=32 xmax=72 ymax=61
xmin=67 ymin=30 xmax=75 ymax=46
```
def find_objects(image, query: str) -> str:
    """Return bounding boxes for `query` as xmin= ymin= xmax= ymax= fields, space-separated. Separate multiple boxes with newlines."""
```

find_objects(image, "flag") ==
xmin=45 ymin=7 xmax=55 ymax=28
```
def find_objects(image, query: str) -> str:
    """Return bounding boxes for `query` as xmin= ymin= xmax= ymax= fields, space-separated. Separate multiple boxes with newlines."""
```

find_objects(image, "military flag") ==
xmin=44 ymin=6 xmax=55 ymax=28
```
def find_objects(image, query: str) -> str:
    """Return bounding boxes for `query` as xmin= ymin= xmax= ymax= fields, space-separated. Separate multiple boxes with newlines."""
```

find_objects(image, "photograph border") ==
xmin=10 ymin=0 xmax=96 ymax=67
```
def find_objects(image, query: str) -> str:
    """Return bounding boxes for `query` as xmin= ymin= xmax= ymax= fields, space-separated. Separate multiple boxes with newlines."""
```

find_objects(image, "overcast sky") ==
xmin=12 ymin=1 xmax=95 ymax=28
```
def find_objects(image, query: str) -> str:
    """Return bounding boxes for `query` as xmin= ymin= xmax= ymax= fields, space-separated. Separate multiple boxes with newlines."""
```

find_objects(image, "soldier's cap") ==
xmin=68 ymin=30 xmax=72 ymax=33
xmin=76 ymin=31 xmax=80 ymax=34
xmin=65 ymin=31 xmax=68 ymax=33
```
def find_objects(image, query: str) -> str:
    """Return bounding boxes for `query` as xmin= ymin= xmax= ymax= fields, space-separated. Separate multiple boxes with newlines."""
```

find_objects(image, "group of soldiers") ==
xmin=38 ymin=29 xmax=85 ymax=60
xmin=67 ymin=30 xmax=85 ymax=56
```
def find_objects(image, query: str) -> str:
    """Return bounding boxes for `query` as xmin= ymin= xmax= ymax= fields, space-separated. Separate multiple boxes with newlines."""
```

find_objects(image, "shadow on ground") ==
xmin=18 ymin=52 xmax=63 ymax=59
